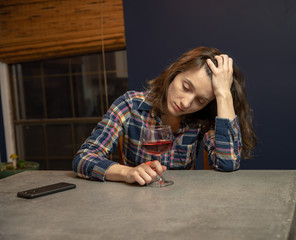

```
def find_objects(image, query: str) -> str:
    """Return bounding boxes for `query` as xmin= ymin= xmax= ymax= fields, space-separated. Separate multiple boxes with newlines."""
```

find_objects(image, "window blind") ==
xmin=0 ymin=0 xmax=126 ymax=64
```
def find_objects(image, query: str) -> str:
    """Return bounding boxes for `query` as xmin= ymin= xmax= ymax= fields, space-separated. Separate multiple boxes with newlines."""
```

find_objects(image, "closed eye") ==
xmin=196 ymin=97 xmax=206 ymax=105
xmin=183 ymin=82 xmax=191 ymax=91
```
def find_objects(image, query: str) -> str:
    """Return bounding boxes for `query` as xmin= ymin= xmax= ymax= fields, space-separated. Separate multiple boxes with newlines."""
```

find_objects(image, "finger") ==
xmin=142 ymin=162 xmax=156 ymax=174
xmin=149 ymin=160 xmax=165 ymax=176
xmin=140 ymin=164 xmax=158 ymax=182
xmin=206 ymin=58 xmax=217 ymax=72
xmin=220 ymin=54 xmax=230 ymax=69
xmin=138 ymin=169 xmax=154 ymax=184
xmin=131 ymin=164 xmax=153 ymax=184
xmin=134 ymin=174 xmax=146 ymax=186
xmin=228 ymin=57 xmax=233 ymax=72
xmin=214 ymin=55 xmax=223 ymax=68
xmin=220 ymin=54 xmax=229 ymax=59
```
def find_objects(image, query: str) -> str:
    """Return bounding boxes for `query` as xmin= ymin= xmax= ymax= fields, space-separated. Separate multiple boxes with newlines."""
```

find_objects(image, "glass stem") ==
xmin=157 ymin=154 xmax=164 ymax=181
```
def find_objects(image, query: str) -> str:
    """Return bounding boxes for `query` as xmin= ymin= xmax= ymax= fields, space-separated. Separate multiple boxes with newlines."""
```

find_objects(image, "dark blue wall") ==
xmin=123 ymin=0 xmax=296 ymax=169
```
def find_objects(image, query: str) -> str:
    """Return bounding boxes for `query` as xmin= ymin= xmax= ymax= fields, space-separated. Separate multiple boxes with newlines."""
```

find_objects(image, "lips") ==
xmin=173 ymin=103 xmax=184 ymax=112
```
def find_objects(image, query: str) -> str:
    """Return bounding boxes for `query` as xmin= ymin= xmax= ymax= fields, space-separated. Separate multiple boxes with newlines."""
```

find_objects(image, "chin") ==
xmin=167 ymin=105 xmax=180 ymax=117
xmin=171 ymin=109 xmax=183 ymax=117
xmin=167 ymin=107 xmax=176 ymax=117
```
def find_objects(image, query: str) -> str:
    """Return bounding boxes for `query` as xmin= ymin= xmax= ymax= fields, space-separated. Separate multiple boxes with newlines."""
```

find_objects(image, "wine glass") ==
xmin=141 ymin=125 xmax=174 ymax=187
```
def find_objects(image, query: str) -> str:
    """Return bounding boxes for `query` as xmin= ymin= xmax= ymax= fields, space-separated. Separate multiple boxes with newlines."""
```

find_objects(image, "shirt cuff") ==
xmin=91 ymin=160 xmax=119 ymax=181
xmin=215 ymin=116 xmax=239 ymax=136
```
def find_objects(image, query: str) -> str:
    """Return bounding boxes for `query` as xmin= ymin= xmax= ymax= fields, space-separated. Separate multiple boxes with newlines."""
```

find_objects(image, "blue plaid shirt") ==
xmin=73 ymin=91 xmax=242 ymax=181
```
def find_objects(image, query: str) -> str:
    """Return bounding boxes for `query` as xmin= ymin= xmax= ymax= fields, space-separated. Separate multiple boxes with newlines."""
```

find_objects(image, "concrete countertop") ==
xmin=0 ymin=170 xmax=295 ymax=240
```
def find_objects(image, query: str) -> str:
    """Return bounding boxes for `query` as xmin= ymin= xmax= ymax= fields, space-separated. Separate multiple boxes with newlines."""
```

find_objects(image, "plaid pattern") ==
xmin=73 ymin=91 xmax=242 ymax=181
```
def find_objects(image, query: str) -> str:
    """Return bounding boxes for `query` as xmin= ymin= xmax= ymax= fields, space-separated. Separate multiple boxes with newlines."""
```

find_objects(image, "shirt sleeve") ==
xmin=203 ymin=116 xmax=242 ymax=171
xmin=72 ymin=94 xmax=130 ymax=181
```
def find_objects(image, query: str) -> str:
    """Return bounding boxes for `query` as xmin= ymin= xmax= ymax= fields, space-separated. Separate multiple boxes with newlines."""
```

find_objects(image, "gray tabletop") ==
xmin=0 ymin=170 xmax=296 ymax=240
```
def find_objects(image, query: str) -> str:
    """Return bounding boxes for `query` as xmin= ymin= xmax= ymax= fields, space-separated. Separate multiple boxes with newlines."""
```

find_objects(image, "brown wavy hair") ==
xmin=147 ymin=46 xmax=257 ymax=159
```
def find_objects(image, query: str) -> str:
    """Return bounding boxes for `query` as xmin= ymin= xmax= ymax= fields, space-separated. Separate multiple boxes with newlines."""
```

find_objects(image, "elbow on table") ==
xmin=216 ymin=158 xmax=240 ymax=172
xmin=72 ymin=153 xmax=84 ymax=175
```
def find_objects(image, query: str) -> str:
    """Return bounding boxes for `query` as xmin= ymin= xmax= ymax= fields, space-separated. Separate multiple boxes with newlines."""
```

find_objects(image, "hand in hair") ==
xmin=206 ymin=54 xmax=233 ymax=98
xmin=206 ymin=54 xmax=235 ymax=119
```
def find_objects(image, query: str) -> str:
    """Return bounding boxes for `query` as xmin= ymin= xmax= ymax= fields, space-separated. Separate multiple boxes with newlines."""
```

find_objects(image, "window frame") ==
xmin=6 ymin=50 xmax=127 ymax=169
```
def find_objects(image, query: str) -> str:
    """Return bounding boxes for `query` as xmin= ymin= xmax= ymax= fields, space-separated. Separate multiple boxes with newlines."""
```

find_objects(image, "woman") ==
xmin=73 ymin=46 xmax=257 ymax=185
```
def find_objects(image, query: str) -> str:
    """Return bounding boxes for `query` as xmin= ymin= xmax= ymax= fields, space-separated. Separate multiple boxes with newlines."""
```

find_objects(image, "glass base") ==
xmin=147 ymin=175 xmax=174 ymax=187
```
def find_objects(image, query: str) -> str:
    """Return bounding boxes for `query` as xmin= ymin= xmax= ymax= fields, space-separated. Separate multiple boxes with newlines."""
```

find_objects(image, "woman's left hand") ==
xmin=206 ymin=54 xmax=233 ymax=98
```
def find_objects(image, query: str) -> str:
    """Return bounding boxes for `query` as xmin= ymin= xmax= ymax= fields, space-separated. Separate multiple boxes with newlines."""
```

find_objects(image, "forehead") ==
xmin=180 ymin=67 xmax=211 ymax=86
xmin=178 ymin=67 xmax=214 ymax=98
xmin=182 ymin=67 xmax=209 ymax=79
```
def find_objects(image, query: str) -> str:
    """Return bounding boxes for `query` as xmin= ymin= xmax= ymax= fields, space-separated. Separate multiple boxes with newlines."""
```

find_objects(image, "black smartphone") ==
xmin=17 ymin=182 xmax=76 ymax=199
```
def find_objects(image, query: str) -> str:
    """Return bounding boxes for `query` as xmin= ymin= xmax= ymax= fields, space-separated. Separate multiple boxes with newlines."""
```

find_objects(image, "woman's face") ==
xmin=166 ymin=67 xmax=215 ymax=117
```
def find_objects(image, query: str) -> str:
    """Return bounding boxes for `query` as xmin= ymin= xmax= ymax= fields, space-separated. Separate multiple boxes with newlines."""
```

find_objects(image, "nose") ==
xmin=180 ymin=95 xmax=194 ymax=109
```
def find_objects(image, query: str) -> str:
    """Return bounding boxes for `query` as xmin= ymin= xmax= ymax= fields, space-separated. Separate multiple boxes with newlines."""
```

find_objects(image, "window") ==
xmin=9 ymin=50 xmax=128 ymax=170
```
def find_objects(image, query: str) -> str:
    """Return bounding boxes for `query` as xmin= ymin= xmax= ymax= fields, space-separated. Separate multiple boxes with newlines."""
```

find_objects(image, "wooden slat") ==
xmin=203 ymin=147 xmax=211 ymax=170
xmin=0 ymin=0 xmax=125 ymax=63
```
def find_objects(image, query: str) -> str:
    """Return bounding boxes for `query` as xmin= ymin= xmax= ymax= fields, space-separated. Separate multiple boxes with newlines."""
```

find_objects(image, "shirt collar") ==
xmin=138 ymin=91 xmax=153 ymax=112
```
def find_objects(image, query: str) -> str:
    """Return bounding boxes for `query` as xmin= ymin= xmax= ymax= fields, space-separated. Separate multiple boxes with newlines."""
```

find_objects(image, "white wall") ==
xmin=0 ymin=62 xmax=16 ymax=162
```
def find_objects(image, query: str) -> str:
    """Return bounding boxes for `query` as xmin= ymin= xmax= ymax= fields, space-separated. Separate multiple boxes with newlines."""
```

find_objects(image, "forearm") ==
xmin=215 ymin=91 xmax=235 ymax=120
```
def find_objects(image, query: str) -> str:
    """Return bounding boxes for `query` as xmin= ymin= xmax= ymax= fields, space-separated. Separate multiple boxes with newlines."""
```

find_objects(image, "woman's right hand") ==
xmin=105 ymin=161 xmax=166 ymax=185
xmin=125 ymin=161 xmax=166 ymax=185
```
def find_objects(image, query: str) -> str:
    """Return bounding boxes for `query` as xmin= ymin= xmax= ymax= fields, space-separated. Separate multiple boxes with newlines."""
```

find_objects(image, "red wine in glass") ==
xmin=142 ymin=140 xmax=173 ymax=155
xmin=141 ymin=125 xmax=174 ymax=187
